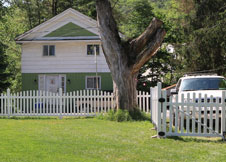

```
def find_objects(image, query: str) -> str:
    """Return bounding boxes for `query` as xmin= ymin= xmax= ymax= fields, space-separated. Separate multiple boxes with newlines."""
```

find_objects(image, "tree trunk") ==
xmin=36 ymin=0 xmax=41 ymax=24
xmin=96 ymin=0 xmax=166 ymax=111
xmin=113 ymin=69 xmax=138 ymax=110
xmin=52 ymin=0 xmax=58 ymax=16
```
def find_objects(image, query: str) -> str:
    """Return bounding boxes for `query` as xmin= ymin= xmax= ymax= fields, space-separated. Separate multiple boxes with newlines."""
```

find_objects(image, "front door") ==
xmin=46 ymin=75 xmax=59 ymax=93
xmin=39 ymin=74 xmax=66 ymax=93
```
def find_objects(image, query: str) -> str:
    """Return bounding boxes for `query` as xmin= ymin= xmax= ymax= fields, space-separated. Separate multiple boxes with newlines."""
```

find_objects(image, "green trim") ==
xmin=44 ymin=22 xmax=97 ymax=37
xmin=22 ymin=73 xmax=113 ymax=92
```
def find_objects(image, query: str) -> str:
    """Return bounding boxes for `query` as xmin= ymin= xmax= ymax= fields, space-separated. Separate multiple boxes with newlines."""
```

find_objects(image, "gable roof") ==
xmin=15 ymin=8 xmax=100 ymax=42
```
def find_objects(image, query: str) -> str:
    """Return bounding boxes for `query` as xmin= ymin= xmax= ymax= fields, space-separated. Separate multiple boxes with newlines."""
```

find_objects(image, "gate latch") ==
xmin=158 ymin=98 xmax=165 ymax=103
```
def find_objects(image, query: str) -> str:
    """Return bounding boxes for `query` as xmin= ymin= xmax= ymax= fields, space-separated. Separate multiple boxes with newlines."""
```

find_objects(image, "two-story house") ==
xmin=16 ymin=8 xmax=113 ymax=93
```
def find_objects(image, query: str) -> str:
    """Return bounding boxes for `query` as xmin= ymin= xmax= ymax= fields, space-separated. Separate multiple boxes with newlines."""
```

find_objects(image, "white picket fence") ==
xmin=0 ymin=89 xmax=150 ymax=117
xmin=151 ymin=82 xmax=226 ymax=140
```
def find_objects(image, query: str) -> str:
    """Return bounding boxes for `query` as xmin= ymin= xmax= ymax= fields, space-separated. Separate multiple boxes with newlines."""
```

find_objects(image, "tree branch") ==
xmin=130 ymin=18 xmax=163 ymax=54
xmin=132 ymin=28 xmax=166 ymax=74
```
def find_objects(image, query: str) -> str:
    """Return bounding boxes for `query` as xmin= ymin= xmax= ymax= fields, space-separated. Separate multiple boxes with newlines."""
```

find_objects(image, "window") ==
xmin=87 ymin=44 xmax=100 ymax=55
xmin=180 ymin=78 xmax=226 ymax=91
xmin=43 ymin=45 xmax=55 ymax=56
xmin=86 ymin=76 xmax=101 ymax=89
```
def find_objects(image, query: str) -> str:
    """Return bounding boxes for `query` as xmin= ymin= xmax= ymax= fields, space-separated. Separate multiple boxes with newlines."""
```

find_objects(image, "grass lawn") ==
xmin=0 ymin=118 xmax=226 ymax=162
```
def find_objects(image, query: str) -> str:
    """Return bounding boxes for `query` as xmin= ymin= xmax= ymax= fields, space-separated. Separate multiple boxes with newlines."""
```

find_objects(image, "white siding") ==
xmin=21 ymin=41 xmax=110 ymax=73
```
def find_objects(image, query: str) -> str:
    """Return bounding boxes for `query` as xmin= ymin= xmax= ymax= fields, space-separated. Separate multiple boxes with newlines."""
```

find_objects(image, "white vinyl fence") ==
xmin=151 ymin=83 xmax=226 ymax=140
xmin=0 ymin=89 xmax=150 ymax=117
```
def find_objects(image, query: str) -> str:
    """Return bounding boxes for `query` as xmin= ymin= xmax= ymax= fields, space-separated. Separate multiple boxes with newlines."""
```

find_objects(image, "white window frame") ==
xmin=43 ymin=45 xmax=55 ymax=56
xmin=38 ymin=74 xmax=66 ymax=93
xmin=85 ymin=76 xmax=101 ymax=90
xmin=86 ymin=44 xmax=100 ymax=56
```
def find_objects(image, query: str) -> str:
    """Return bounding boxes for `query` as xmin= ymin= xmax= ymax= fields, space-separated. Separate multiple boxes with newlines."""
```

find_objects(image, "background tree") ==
xmin=179 ymin=0 xmax=226 ymax=76
xmin=117 ymin=0 xmax=185 ymax=90
xmin=0 ymin=5 xmax=27 ymax=92
xmin=96 ymin=0 xmax=166 ymax=110
xmin=0 ymin=2 xmax=11 ymax=93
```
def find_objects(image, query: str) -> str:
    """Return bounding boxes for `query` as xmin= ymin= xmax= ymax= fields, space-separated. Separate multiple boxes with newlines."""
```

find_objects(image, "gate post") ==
xmin=221 ymin=91 xmax=226 ymax=140
xmin=157 ymin=82 xmax=162 ymax=137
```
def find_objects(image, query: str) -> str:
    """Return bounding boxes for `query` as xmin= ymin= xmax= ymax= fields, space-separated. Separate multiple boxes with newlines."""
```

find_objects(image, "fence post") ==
xmin=150 ymin=87 xmax=152 ymax=122
xmin=59 ymin=88 xmax=63 ymax=119
xmin=221 ymin=91 xmax=226 ymax=140
xmin=7 ymin=89 xmax=10 ymax=118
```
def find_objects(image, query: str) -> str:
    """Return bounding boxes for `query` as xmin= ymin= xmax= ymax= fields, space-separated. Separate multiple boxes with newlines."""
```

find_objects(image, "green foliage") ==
xmin=134 ymin=0 xmax=186 ymax=90
xmin=128 ymin=108 xmax=150 ymax=121
xmin=57 ymin=0 xmax=96 ymax=19
xmin=10 ymin=0 xmax=97 ymax=29
xmin=116 ymin=0 xmax=155 ymax=38
xmin=0 ymin=3 xmax=10 ymax=93
xmin=0 ymin=7 xmax=27 ymax=92
xmin=97 ymin=109 xmax=149 ymax=122
xmin=97 ymin=109 xmax=132 ymax=122
xmin=114 ymin=109 xmax=132 ymax=122
xmin=0 ymin=43 xmax=10 ymax=93
xmin=179 ymin=0 xmax=226 ymax=76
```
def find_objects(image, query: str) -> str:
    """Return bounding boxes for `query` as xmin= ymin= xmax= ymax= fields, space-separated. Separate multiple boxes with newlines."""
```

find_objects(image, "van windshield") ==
xmin=180 ymin=78 xmax=226 ymax=91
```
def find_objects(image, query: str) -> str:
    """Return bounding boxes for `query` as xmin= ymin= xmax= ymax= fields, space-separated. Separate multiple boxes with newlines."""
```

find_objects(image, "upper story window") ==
xmin=43 ymin=45 xmax=55 ymax=56
xmin=87 ymin=44 xmax=100 ymax=55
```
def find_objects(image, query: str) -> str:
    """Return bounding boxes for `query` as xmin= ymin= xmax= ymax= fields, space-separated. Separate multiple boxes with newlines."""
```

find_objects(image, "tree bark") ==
xmin=96 ymin=0 xmax=166 ymax=111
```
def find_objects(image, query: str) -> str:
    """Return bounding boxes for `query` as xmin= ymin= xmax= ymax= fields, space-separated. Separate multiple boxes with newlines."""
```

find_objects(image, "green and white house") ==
xmin=16 ymin=8 xmax=113 ymax=93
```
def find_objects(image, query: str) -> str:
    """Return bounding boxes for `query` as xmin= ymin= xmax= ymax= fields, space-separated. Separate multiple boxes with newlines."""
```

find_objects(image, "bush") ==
xmin=114 ymin=109 xmax=132 ymax=122
xmin=129 ymin=108 xmax=150 ymax=121
xmin=96 ymin=108 xmax=150 ymax=122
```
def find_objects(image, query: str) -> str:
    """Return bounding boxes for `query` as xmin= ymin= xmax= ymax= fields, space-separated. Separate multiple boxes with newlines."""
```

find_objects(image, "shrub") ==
xmin=129 ymin=108 xmax=150 ymax=121
xmin=96 ymin=108 xmax=150 ymax=122
xmin=114 ymin=109 xmax=132 ymax=122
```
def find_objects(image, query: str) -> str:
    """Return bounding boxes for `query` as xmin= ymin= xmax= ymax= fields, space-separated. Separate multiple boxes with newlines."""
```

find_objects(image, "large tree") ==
xmin=96 ymin=0 xmax=166 ymax=111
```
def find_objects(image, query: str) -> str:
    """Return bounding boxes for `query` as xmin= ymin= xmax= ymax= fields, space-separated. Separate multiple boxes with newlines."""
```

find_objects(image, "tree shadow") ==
xmin=167 ymin=136 xmax=225 ymax=143
xmin=0 ymin=116 xmax=95 ymax=120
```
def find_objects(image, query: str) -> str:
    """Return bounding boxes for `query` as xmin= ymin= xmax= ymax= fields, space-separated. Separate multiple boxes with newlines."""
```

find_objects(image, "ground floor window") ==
xmin=38 ymin=74 xmax=66 ymax=93
xmin=86 ymin=76 xmax=101 ymax=90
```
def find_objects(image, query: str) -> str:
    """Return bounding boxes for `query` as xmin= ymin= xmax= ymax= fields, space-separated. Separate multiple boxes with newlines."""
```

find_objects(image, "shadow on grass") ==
xmin=167 ymin=136 xmax=225 ymax=143
xmin=0 ymin=116 xmax=95 ymax=120
xmin=64 ymin=116 xmax=95 ymax=120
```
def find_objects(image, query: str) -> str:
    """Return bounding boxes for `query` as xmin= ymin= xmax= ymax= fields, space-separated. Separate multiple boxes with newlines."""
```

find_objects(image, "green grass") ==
xmin=0 ymin=118 xmax=226 ymax=162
